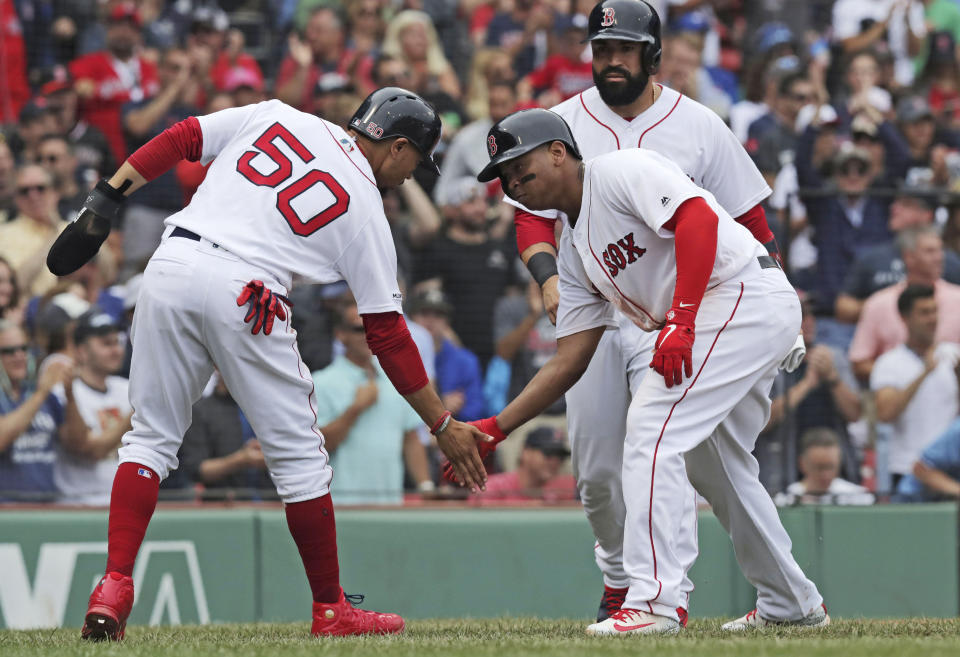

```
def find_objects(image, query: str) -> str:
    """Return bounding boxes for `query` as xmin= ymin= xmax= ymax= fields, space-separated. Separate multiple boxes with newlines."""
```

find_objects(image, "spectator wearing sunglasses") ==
xmin=0 ymin=164 xmax=65 ymax=297
xmin=36 ymin=134 xmax=88 ymax=221
xmin=796 ymin=134 xmax=893 ymax=352
xmin=0 ymin=320 xmax=81 ymax=502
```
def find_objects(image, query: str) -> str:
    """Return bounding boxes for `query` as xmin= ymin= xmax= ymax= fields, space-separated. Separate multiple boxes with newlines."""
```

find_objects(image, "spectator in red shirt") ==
xmin=472 ymin=426 xmax=576 ymax=504
xmin=275 ymin=7 xmax=351 ymax=111
xmin=519 ymin=15 xmax=592 ymax=107
xmin=184 ymin=6 xmax=264 ymax=107
xmin=68 ymin=3 xmax=159 ymax=165
xmin=0 ymin=0 xmax=30 ymax=124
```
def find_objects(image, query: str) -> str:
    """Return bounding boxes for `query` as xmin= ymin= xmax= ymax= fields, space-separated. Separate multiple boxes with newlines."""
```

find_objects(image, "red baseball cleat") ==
xmin=81 ymin=572 xmax=134 ymax=641
xmin=311 ymin=590 xmax=405 ymax=636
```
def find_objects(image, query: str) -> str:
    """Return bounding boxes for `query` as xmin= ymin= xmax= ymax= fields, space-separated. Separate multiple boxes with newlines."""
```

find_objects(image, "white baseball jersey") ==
xmin=556 ymin=148 xmax=761 ymax=335
xmin=166 ymin=99 xmax=403 ymax=315
xmin=54 ymin=376 xmax=131 ymax=505
xmin=508 ymin=84 xmax=771 ymax=223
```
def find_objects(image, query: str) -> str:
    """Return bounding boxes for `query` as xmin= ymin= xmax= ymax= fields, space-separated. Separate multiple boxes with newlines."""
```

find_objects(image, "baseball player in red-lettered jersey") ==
xmin=503 ymin=0 xmax=805 ymax=626
xmin=56 ymin=88 xmax=490 ymax=641
xmin=472 ymin=107 xmax=826 ymax=635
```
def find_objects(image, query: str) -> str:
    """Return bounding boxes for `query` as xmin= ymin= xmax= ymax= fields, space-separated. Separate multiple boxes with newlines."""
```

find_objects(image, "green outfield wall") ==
xmin=0 ymin=504 xmax=956 ymax=629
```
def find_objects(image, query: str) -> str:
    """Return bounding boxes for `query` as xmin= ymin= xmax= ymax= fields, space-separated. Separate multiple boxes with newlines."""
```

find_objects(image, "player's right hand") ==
xmin=237 ymin=280 xmax=293 ymax=335
xmin=541 ymin=276 xmax=559 ymax=325
xmin=46 ymin=180 xmax=124 ymax=276
xmin=441 ymin=416 xmax=507 ymax=485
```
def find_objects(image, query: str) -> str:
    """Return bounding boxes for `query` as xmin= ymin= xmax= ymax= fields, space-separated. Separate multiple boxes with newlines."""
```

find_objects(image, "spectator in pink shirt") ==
xmin=472 ymin=426 xmax=576 ymax=504
xmin=849 ymin=225 xmax=960 ymax=382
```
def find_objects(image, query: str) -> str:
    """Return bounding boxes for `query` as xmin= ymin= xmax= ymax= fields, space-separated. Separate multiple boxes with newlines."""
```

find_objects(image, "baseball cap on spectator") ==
xmin=553 ymin=12 xmax=588 ymax=35
xmin=38 ymin=67 xmax=73 ymax=96
xmin=108 ymin=3 xmax=142 ymax=27
xmin=74 ymin=309 xmax=121 ymax=344
xmin=437 ymin=176 xmax=486 ymax=207
xmin=19 ymin=98 xmax=52 ymax=123
xmin=795 ymin=103 xmax=839 ymax=132
xmin=408 ymin=289 xmax=453 ymax=317
xmin=315 ymin=72 xmax=352 ymax=96
xmin=669 ymin=10 xmax=710 ymax=34
xmin=190 ymin=5 xmax=230 ymax=33
xmin=928 ymin=30 xmax=956 ymax=66
xmin=851 ymin=114 xmax=879 ymax=141
xmin=223 ymin=66 xmax=264 ymax=92
xmin=898 ymin=95 xmax=934 ymax=124
xmin=754 ymin=22 xmax=794 ymax=54
xmin=833 ymin=142 xmax=871 ymax=169
xmin=524 ymin=427 xmax=571 ymax=458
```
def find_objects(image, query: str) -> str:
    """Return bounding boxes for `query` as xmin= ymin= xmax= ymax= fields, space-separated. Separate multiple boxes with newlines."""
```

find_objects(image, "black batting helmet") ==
xmin=584 ymin=0 xmax=662 ymax=74
xmin=349 ymin=87 xmax=442 ymax=174
xmin=477 ymin=109 xmax=582 ymax=183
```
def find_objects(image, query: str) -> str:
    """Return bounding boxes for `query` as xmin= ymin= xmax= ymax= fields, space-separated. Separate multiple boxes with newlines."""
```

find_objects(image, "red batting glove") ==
xmin=237 ymin=280 xmax=293 ymax=335
xmin=650 ymin=307 xmax=696 ymax=388
xmin=442 ymin=416 xmax=508 ymax=484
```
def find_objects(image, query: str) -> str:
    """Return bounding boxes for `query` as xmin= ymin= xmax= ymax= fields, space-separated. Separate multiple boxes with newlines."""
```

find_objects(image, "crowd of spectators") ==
xmin=4 ymin=0 xmax=960 ymax=506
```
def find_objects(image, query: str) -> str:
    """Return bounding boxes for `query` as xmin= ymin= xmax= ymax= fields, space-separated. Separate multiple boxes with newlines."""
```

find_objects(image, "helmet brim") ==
xmin=418 ymin=153 xmax=441 ymax=176
xmin=582 ymin=31 xmax=656 ymax=45
xmin=477 ymin=144 xmax=532 ymax=183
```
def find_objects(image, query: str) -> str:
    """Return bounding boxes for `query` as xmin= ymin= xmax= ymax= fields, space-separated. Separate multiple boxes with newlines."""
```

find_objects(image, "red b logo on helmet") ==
xmin=487 ymin=134 xmax=497 ymax=156
xmin=601 ymin=7 xmax=616 ymax=27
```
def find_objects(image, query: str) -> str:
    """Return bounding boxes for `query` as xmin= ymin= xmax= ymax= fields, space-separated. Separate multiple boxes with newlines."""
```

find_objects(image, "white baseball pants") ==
xmin=566 ymin=315 xmax=699 ymax=602
xmin=118 ymin=230 xmax=332 ymax=502
xmin=621 ymin=258 xmax=823 ymax=621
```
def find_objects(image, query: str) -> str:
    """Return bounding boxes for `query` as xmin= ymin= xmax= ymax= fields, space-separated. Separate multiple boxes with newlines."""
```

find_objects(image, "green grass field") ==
xmin=3 ymin=618 xmax=960 ymax=657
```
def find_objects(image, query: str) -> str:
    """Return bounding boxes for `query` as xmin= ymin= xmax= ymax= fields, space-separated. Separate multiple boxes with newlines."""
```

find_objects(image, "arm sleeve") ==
xmin=919 ymin=420 xmax=960 ymax=470
xmin=460 ymin=353 xmax=487 ymax=421
xmin=868 ymin=352 xmax=904 ymax=390
xmin=555 ymin=232 xmax=616 ymax=339
xmin=733 ymin=203 xmax=775 ymax=249
xmin=661 ymin=197 xmax=718 ymax=312
xmin=515 ymin=207 xmax=558 ymax=252
xmin=362 ymin=312 xmax=429 ymax=395
xmin=335 ymin=211 xmax=404 ymax=315
xmin=848 ymin=296 xmax=882 ymax=363
xmin=127 ymin=117 xmax=204 ymax=182
xmin=195 ymin=102 xmax=267 ymax=164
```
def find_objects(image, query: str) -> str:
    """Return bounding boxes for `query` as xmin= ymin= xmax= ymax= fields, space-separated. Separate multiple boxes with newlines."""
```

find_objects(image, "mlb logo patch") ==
xmin=339 ymin=137 xmax=355 ymax=152
xmin=137 ymin=468 xmax=153 ymax=479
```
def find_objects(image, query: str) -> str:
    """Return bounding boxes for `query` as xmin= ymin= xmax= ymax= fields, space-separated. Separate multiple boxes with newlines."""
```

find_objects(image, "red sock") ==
xmin=105 ymin=462 xmax=160 ymax=576
xmin=284 ymin=494 xmax=341 ymax=603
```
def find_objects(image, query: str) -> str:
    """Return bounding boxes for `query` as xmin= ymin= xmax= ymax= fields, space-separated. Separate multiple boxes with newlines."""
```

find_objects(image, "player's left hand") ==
xmin=650 ymin=307 xmax=696 ymax=388
xmin=47 ymin=180 xmax=124 ymax=276
xmin=237 ymin=280 xmax=293 ymax=335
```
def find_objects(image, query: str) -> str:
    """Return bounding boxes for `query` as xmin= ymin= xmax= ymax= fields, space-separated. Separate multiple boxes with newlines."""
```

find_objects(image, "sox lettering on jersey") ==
xmin=602 ymin=232 xmax=646 ymax=277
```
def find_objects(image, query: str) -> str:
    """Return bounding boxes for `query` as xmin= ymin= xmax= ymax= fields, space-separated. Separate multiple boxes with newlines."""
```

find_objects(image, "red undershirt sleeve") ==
xmin=361 ymin=312 xmax=429 ymax=395
xmin=127 ymin=116 xmax=204 ymax=182
xmin=661 ymin=197 xmax=718 ymax=314
xmin=733 ymin=202 xmax=779 ymax=256
xmin=515 ymin=208 xmax=558 ymax=253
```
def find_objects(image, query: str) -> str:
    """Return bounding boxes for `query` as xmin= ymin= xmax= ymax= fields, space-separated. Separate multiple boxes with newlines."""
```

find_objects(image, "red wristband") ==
xmin=430 ymin=411 xmax=452 ymax=434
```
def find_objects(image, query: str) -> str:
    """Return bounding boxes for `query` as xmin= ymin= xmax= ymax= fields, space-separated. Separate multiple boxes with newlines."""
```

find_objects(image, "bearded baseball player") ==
xmin=502 ymin=0 xmax=805 ymax=626
xmin=46 ymin=87 xmax=491 ymax=640
xmin=467 ymin=108 xmax=827 ymax=635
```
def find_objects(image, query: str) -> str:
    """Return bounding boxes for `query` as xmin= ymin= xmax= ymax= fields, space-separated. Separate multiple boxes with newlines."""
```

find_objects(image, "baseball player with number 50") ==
xmin=46 ymin=87 xmax=491 ymax=641
xmin=468 ymin=108 xmax=827 ymax=635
